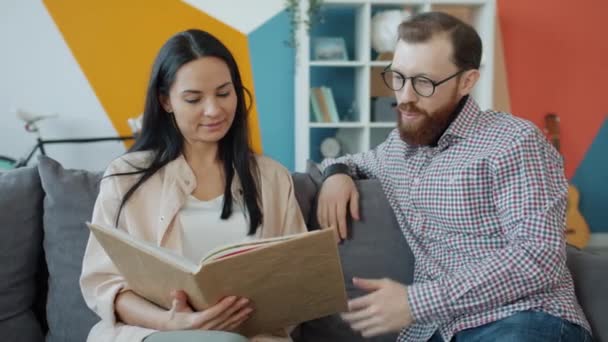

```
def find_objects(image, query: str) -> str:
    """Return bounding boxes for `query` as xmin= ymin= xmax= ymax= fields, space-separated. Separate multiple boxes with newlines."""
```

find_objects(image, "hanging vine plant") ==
xmin=285 ymin=0 xmax=324 ymax=49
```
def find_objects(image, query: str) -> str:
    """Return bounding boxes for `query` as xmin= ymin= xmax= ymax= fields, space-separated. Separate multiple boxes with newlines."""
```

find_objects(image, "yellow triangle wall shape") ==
xmin=43 ymin=0 xmax=262 ymax=153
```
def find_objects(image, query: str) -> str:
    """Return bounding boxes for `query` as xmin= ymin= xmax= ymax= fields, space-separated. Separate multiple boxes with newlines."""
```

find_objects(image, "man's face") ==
xmin=391 ymin=35 xmax=465 ymax=146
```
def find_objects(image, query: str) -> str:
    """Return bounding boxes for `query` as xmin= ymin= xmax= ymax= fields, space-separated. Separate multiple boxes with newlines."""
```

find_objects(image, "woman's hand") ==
xmin=162 ymin=290 xmax=253 ymax=332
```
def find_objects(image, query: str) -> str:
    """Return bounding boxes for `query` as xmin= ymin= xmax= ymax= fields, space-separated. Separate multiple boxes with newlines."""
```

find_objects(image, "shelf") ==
xmin=310 ymin=67 xmax=366 ymax=122
xmin=369 ymin=0 xmax=427 ymax=4
xmin=369 ymin=60 xmax=485 ymax=68
xmin=295 ymin=0 xmax=496 ymax=171
xmin=310 ymin=122 xmax=366 ymax=128
xmin=310 ymin=61 xmax=367 ymax=67
xmin=588 ymin=233 xmax=608 ymax=249
xmin=370 ymin=60 xmax=392 ymax=67
xmin=310 ymin=4 xmax=364 ymax=62
xmin=309 ymin=122 xmax=395 ymax=128
xmin=429 ymin=0 xmax=486 ymax=5
xmin=309 ymin=125 xmax=366 ymax=163
xmin=320 ymin=0 xmax=368 ymax=4
xmin=323 ymin=0 xmax=486 ymax=3
xmin=370 ymin=122 xmax=396 ymax=128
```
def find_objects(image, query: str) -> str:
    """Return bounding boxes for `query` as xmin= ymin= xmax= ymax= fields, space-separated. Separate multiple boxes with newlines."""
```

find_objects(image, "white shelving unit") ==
xmin=294 ymin=0 xmax=496 ymax=171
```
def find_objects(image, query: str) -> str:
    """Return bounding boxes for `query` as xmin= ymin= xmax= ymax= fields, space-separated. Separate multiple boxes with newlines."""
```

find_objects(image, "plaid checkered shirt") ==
xmin=322 ymin=96 xmax=591 ymax=341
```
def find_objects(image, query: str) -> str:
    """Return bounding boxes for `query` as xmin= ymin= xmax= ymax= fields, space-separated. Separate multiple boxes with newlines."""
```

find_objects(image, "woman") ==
xmin=80 ymin=29 xmax=307 ymax=342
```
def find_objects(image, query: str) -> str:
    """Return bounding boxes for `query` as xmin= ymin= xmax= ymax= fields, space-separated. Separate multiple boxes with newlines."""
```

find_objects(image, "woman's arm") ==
xmin=115 ymin=290 xmax=253 ymax=331
xmin=114 ymin=291 xmax=167 ymax=330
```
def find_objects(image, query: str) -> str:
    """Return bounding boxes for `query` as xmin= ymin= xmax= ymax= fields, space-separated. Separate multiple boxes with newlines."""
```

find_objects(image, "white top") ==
xmin=178 ymin=194 xmax=251 ymax=263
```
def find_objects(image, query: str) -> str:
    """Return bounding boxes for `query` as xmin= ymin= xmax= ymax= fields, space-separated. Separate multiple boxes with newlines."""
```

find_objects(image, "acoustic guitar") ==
xmin=544 ymin=113 xmax=590 ymax=248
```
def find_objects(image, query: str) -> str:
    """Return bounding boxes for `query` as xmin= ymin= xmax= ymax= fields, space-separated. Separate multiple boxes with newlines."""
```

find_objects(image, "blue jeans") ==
xmin=428 ymin=311 xmax=592 ymax=342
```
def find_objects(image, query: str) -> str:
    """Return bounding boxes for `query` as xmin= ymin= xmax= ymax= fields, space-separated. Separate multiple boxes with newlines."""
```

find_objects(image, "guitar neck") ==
xmin=544 ymin=113 xmax=561 ymax=154
xmin=551 ymin=137 xmax=561 ymax=153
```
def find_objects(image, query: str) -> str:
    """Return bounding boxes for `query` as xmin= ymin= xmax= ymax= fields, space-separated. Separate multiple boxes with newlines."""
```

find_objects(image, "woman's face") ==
xmin=161 ymin=56 xmax=238 ymax=148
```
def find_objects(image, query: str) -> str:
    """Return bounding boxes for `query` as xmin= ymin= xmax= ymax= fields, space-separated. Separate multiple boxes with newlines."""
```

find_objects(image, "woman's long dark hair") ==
xmin=111 ymin=29 xmax=262 ymax=235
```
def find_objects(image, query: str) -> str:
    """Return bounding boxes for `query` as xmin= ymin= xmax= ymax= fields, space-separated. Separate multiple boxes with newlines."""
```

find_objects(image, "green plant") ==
xmin=285 ymin=0 xmax=324 ymax=48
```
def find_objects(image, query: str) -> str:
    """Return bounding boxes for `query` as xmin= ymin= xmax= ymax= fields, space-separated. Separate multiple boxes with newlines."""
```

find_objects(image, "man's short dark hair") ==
xmin=398 ymin=11 xmax=482 ymax=70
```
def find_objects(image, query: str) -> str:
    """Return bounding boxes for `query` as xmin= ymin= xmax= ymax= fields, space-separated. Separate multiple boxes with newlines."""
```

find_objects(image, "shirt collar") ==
xmin=437 ymin=95 xmax=481 ymax=149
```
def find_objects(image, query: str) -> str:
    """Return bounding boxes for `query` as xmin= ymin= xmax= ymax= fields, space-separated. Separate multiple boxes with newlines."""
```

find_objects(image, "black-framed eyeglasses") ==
xmin=380 ymin=64 xmax=466 ymax=97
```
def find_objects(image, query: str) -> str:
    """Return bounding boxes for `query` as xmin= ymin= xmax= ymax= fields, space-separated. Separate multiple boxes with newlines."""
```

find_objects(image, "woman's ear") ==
xmin=458 ymin=69 xmax=480 ymax=97
xmin=159 ymin=94 xmax=173 ymax=113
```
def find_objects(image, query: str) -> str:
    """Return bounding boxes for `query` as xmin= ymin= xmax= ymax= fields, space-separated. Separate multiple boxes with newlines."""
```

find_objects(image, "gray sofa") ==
xmin=0 ymin=156 xmax=606 ymax=342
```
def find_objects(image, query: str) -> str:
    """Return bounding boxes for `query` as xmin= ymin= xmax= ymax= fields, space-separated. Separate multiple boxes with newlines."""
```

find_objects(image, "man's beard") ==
xmin=396 ymin=92 xmax=462 ymax=146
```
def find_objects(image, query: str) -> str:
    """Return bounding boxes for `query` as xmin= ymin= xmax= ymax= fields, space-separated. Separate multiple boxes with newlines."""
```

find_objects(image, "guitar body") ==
xmin=565 ymin=185 xmax=590 ymax=248
xmin=544 ymin=113 xmax=591 ymax=249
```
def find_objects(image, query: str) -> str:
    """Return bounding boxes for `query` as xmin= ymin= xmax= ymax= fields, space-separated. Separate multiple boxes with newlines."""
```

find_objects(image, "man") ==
xmin=317 ymin=12 xmax=592 ymax=342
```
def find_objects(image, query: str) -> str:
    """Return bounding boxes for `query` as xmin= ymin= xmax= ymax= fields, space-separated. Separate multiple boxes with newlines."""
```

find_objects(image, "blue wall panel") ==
xmin=572 ymin=117 xmax=608 ymax=232
xmin=249 ymin=11 xmax=296 ymax=170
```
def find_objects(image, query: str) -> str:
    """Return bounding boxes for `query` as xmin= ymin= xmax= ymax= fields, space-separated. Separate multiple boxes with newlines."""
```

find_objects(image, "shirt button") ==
xmin=185 ymin=180 xmax=190 ymax=186
xmin=160 ymin=216 xmax=165 ymax=222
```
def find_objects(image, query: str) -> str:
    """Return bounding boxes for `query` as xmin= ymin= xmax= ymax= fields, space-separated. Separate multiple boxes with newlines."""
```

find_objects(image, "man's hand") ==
xmin=317 ymin=174 xmax=360 ymax=240
xmin=341 ymin=278 xmax=413 ymax=337
xmin=162 ymin=290 xmax=253 ymax=332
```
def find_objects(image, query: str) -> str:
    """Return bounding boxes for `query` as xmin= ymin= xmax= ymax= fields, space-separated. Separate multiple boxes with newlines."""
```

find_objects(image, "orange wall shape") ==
xmin=42 ymin=0 xmax=262 ymax=153
xmin=497 ymin=0 xmax=608 ymax=179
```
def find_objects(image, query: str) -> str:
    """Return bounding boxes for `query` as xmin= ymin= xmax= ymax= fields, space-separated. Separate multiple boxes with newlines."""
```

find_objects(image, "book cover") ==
xmin=87 ymin=223 xmax=347 ymax=336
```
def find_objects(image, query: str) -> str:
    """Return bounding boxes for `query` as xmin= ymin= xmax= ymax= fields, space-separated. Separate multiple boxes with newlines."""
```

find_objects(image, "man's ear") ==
xmin=159 ymin=94 xmax=173 ymax=113
xmin=458 ymin=69 xmax=480 ymax=96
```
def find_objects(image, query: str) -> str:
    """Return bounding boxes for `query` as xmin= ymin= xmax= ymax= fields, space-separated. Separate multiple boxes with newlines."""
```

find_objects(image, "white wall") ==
xmin=183 ymin=0 xmax=284 ymax=34
xmin=0 ymin=0 xmax=126 ymax=171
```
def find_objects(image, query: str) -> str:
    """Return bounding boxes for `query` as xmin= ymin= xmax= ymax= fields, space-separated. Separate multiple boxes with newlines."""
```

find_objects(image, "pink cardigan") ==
xmin=80 ymin=151 xmax=307 ymax=342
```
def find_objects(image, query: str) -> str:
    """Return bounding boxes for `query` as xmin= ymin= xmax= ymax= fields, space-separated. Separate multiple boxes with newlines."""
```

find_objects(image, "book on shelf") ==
xmin=310 ymin=86 xmax=340 ymax=123
xmin=322 ymin=86 xmax=340 ymax=123
xmin=87 ymin=222 xmax=348 ymax=337
xmin=312 ymin=87 xmax=332 ymax=123
xmin=310 ymin=89 xmax=324 ymax=123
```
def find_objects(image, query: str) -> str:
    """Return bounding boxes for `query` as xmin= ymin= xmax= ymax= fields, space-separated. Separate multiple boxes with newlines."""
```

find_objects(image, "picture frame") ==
xmin=312 ymin=37 xmax=348 ymax=61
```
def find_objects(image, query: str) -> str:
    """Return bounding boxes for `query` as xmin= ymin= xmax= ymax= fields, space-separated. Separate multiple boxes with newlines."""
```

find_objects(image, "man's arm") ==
xmin=407 ymin=127 xmax=568 ymax=324
xmin=316 ymin=131 xmax=394 ymax=238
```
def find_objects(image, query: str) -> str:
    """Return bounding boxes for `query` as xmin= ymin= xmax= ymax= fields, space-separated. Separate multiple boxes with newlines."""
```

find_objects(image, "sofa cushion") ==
xmin=566 ymin=246 xmax=608 ymax=341
xmin=291 ymin=172 xmax=318 ymax=227
xmin=303 ymin=160 xmax=324 ymax=230
xmin=0 ymin=166 xmax=45 ymax=342
xmin=0 ymin=311 xmax=45 ymax=342
xmin=37 ymin=156 xmax=102 ymax=342
xmin=295 ymin=176 xmax=414 ymax=342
